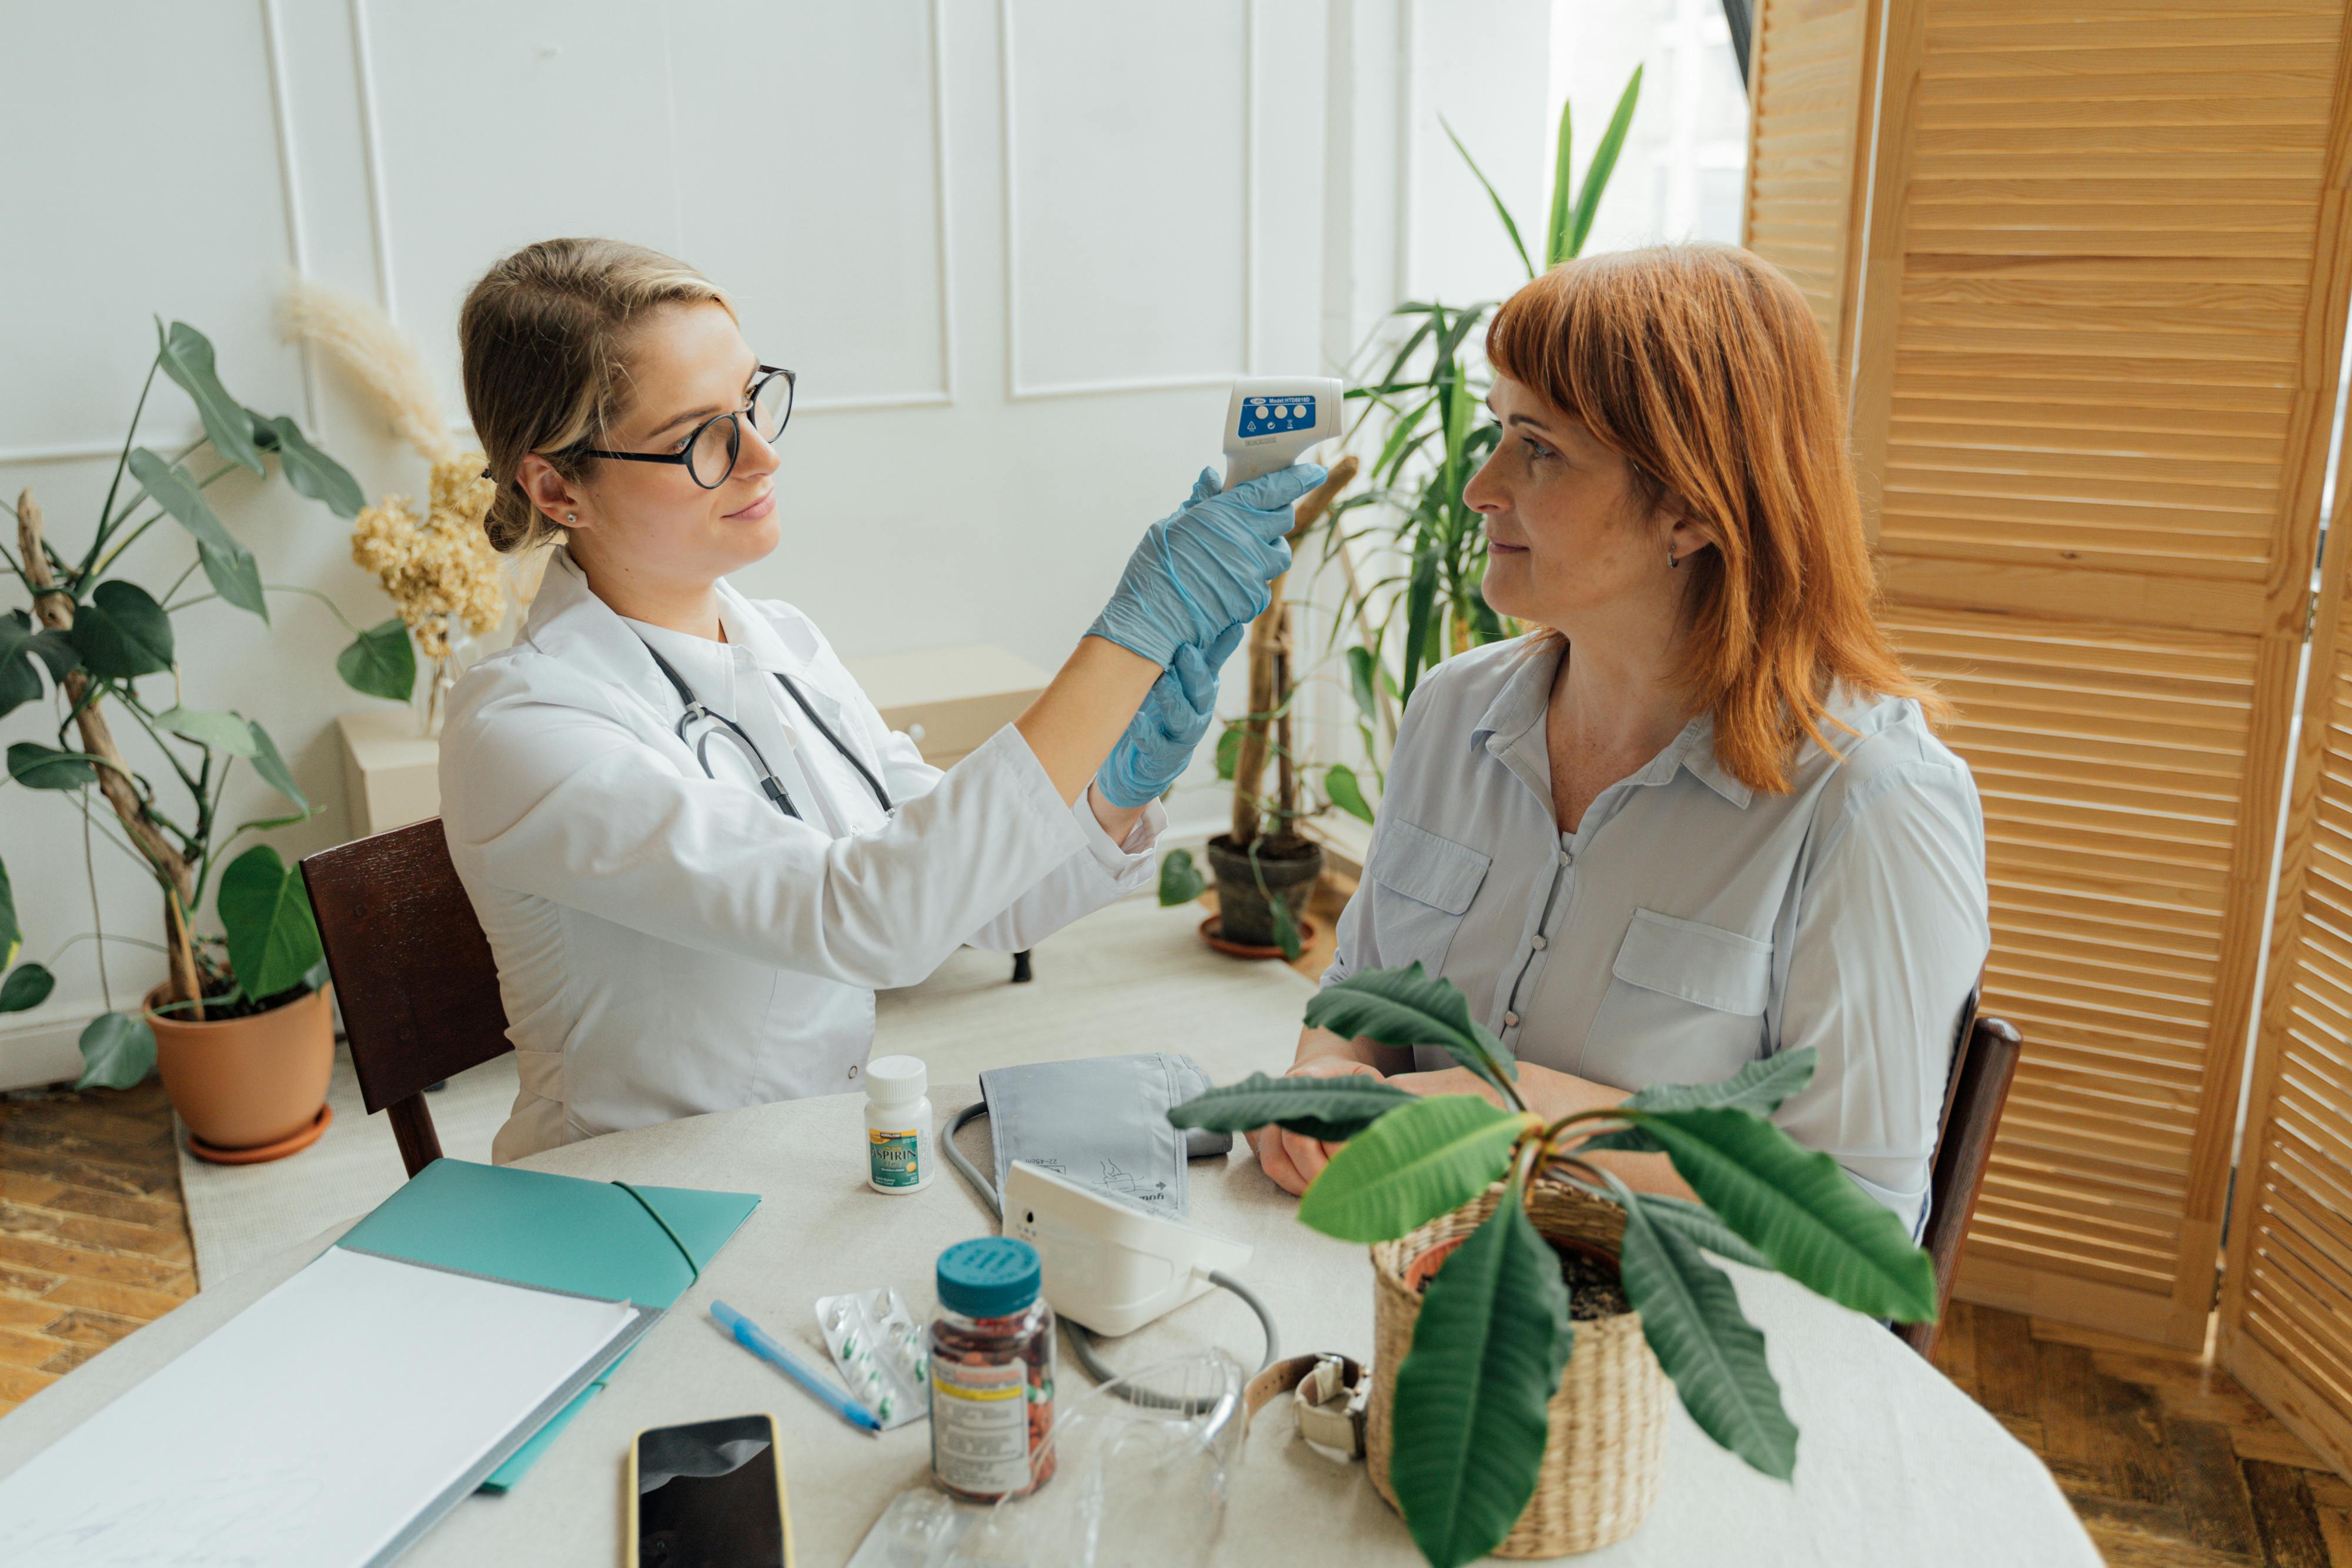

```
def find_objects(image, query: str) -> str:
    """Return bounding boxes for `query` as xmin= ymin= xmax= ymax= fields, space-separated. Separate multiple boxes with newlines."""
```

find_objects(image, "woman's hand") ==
xmin=1248 ymin=1057 xmax=1388 ymax=1196
xmin=1093 ymin=621 xmax=1247 ymax=810
xmin=1087 ymin=464 xmax=1325 ymax=670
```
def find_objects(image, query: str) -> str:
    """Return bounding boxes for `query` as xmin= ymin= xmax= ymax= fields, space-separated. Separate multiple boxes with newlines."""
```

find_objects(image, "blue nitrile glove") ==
xmin=1087 ymin=463 xmax=1328 ymax=670
xmin=1095 ymin=621 xmax=1249 ymax=809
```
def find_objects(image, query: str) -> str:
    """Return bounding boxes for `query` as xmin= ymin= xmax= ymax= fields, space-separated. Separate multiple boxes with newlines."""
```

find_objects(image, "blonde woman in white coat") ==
xmin=439 ymin=239 xmax=1319 ymax=1161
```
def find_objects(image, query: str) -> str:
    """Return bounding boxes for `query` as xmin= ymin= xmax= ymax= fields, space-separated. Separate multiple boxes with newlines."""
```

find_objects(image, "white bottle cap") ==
xmin=865 ymin=1055 xmax=927 ymax=1108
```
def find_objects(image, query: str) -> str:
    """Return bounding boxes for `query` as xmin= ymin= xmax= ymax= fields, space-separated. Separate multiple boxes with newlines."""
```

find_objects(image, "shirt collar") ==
xmin=1468 ymin=635 xmax=1753 ymax=811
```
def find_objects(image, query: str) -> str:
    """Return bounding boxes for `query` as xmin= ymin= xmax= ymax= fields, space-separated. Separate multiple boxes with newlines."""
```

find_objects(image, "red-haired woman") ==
xmin=1252 ymin=246 xmax=1989 ymax=1236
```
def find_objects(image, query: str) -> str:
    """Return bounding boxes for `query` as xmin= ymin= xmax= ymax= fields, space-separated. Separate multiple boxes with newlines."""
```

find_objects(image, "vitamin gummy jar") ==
xmin=929 ymin=1236 xmax=1055 ymax=1502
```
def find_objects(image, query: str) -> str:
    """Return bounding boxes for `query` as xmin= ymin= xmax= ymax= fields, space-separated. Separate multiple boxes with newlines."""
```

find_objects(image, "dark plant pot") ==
xmin=1205 ymin=834 xmax=1322 ymax=951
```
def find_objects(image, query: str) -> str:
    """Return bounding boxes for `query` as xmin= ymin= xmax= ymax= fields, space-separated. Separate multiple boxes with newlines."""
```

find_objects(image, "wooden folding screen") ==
xmin=1739 ymin=0 xmax=1881 ymax=381
xmin=1747 ymin=0 xmax=2352 ymax=1350
xmin=2223 ymin=84 xmax=2352 ymax=1465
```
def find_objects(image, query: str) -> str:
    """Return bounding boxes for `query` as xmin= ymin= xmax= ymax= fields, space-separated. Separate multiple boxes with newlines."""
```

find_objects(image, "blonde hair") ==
xmin=457 ymin=238 xmax=735 ymax=554
xmin=1486 ymin=245 xmax=1940 ymax=795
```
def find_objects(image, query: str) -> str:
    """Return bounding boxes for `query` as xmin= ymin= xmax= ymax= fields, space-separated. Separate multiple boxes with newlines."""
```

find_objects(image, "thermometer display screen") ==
xmin=1237 ymin=396 xmax=1317 ymax=438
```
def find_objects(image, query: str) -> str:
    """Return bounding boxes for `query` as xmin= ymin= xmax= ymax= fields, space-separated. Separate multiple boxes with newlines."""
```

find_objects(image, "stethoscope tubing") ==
xmin=635 ymin=636 xmax=893 ymax=821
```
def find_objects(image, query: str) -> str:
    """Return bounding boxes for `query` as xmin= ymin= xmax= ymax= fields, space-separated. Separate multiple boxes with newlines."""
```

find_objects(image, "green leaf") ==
xmin=76 ymin=1011 xmax=156 ymax=1090
xmin=155 ymin=320 xmax=263 ymax=476
xmin=0 ymin=963 xmax=53 ymax=1014
xmin=1632 ymin=1193 xmax=1770 ymax=1269
xmin=1389 ymin=1176 xmax=1572 ymax=1568
xmin=125 ymin=449 xmax=269 ymax=621
xmin=1345 ymin=644 xmax=1381 ymax=726
xmin=0 ymin=854 xmax=16 ymax=968
xmin=1214 ymin=723 xmax=1243 ymax=783
xmin=216 ymin=845 xmax=323 ymax=1001
xmin=156 ymin=706 xmax=259 ymax=757
xmin=1568 ymin=66 xmax=1642 ymax=259
xmin=68 ymin=580 xmax=174 ymax=677
xmin=1582 ymin=1048 xmax=1818 ymax=1153
xmin=1267 ymin=887 xmax=1303 ymax=963
xmin=0 ymin=617 xmax=78 ymax=721
xmin=1399 ymin=537 xmax=1441 ymax=704
xmin=1167 ymin=1071 xmax=1418 ymax=1143
xmin=336 ymin=617 xmax=416 ymax=701
xmin=8 ymin=743 xmax=96 ymax=791
xmin=1304 ymin=962 xmax=1518 ymax=1095
xmin=1158 ymin=847 xmax=1208 ymax=908
xmin=1618 ymin=1188 xmax=1798 ymax=1479
xmin=249 ymin=410 xmax=365 ymax=519
xmin=1324 ymin=762 xmax=1375 ymax=825
xmin=1544 ymin=93 xmax=1575 ymax=269
xmin=1439 ymin=116 xmax=1533 ymax=281
xmin=1297 ymin=1095 xmax=1527 ymax=1243
xmin=1629 ymin=1106 xmax=1938 ymax=1322
xmin=247 ymin=720 xmax=307 ymax=813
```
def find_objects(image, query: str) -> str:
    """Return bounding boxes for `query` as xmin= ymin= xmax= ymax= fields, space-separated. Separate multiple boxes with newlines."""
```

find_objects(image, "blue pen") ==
xmin=710 ymin=1300 xmax=884 ymax=1435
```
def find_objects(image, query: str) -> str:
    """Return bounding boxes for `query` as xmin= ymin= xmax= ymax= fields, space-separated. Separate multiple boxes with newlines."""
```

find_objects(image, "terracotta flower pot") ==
xmin=146 ymin=983 xmax=335 ymax=1156
xmin=1367 ymin=1179 xmax=1669 ymax=1557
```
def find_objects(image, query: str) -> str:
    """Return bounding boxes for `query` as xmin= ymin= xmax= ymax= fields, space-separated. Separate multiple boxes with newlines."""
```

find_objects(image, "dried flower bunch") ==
xmin=281 ymin=279 xmax=522 ymax=726
xmin=349 ymin=454 xmax=503 ymax=663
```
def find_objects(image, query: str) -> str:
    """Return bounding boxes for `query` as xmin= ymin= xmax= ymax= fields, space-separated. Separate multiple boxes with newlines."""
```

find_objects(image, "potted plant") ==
xmin=1154 ymin=460 xmax=1372 ymax=961
xmin=0 ymin=320 xmax=405 ymax=1159
xmin=1169 ymin=964 xmax=1936 ymax=1567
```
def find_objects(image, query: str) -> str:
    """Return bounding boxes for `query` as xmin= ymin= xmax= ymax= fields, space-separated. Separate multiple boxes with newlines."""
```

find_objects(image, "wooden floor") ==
xmin=5 ymin=882 xmax=2352 ymax=1566
xmin=0 ymin=1077 xmax=196 ymax=1417
xmin=1931 ymin=1299 xmax=2352 ymax=1564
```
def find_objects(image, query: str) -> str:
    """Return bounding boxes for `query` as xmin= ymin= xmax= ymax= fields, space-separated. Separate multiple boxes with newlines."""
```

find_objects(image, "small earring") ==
xmin=1668 ymin=547 xmax=1679 ymax=570
xmin=565 ymin=513 xmax=577 ymax=525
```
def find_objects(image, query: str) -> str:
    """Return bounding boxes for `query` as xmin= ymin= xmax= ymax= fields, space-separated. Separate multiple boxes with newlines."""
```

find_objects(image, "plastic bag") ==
xmin=843 ymin=1351 xmax=1249 ymax=1568
xmin=815 ymin=1286 xmax=930 ymax=1430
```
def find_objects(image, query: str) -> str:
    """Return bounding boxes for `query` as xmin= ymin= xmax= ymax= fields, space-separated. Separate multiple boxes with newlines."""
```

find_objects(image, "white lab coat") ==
xmin=438 ymin=549 xmax=1164 ymax=1162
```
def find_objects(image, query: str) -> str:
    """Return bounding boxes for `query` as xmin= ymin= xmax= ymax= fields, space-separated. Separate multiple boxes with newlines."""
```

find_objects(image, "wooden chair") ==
xmin=301 ymin=818 xmax=512 ymax=1178
xmin=1895 ymin=989 xmax=2024 ymax=1359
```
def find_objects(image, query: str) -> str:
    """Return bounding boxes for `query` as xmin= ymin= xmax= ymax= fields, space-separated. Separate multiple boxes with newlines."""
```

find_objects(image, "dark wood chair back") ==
xmin=1895 ymin=987 xmax=2024 ymax=1359
xmin=300 ymin=818 xmax=510 ymax=1178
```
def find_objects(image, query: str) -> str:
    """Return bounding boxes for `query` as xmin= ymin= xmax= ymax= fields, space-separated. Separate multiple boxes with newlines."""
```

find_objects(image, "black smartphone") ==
xmin=627 ymin=1412 xmax=793 ymax=1568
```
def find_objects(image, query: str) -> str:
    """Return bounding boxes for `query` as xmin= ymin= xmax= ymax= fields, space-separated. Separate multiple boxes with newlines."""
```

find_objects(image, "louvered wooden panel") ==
xmin=1846 ymin=0 xmax=2352 ymax=1349
xmin=2223 ymin=575 xmax=2352 ymax=1476
xmin=1740 ymin=0 xmax=1878 ymax=373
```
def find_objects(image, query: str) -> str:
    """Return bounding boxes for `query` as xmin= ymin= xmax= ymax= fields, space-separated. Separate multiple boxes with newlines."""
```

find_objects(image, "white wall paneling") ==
xmin=999 ymin=0 xmax=1257 ymax=399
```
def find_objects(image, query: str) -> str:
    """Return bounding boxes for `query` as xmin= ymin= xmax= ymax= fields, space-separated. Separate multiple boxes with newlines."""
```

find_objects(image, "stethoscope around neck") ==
xmin=632 ymin=635 xmax=892 ymax=822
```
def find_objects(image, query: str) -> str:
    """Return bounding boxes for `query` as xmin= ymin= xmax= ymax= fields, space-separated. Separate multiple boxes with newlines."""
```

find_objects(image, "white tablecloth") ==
xmin=0 ymin=1074 xmax=2094 ymax=1566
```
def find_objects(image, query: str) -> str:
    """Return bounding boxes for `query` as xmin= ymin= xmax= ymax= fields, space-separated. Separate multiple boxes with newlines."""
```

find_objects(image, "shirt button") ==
xmin=1558 ymin=850 xmax=1572 ymax=868
xmin=1504 ymin=1011 xmax=1521 ymax=1028
xmin=1532 ymin=934 xmax=1548 ymax=951
xmin=847 ymin=1064 xmax=861 ymax=1080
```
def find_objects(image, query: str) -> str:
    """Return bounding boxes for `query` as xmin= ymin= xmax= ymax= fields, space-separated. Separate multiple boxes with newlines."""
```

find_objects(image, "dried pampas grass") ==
xmin=279 ymin=278 xmax=463 ymax=465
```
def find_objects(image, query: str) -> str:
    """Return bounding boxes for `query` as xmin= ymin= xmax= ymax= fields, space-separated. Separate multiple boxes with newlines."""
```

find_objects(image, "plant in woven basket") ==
xmin=1168 ymin=965 xmax=1937 ymax=1568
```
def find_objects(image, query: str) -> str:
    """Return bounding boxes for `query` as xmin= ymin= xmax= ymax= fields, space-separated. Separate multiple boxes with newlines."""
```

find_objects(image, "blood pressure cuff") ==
xmin=976 ymin=1052 xmax=1231 ymax=1221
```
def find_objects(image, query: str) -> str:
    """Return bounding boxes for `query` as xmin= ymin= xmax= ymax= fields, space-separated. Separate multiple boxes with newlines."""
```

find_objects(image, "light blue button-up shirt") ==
xmin=1325 ymin=634 xmax=1990 ymax=1233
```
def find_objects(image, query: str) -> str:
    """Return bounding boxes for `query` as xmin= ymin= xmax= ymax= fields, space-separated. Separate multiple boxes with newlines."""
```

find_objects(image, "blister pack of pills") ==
xmin=815 ymin=1285 xmax=930 ymax=1429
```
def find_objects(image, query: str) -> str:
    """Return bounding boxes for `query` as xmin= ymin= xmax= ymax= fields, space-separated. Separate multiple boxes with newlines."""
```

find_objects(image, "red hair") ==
xmin=1485 ymin=244 xmax=1938 ymax=793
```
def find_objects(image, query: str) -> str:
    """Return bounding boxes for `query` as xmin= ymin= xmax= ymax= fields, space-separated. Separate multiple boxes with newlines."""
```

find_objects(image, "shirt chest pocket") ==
xmin=1366 ymin=821 xmax=1491 ymax=977
xmin=1585 ymin=910 xmax=1774 ymax=1084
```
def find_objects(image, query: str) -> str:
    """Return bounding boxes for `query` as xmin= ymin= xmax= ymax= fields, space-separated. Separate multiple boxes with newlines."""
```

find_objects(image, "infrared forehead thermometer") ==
xmin=1222 ymin=376 xmax=1344 ymax=492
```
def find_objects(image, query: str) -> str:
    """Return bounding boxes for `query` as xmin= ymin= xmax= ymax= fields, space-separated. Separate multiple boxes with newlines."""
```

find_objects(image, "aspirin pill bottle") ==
xmin=864 ymin=1055 xmax=934 ymax=1194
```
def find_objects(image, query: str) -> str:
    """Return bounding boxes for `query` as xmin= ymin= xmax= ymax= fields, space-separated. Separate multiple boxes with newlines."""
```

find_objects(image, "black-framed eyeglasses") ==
xmin=580 ymin=366 xmax=795 ymax=489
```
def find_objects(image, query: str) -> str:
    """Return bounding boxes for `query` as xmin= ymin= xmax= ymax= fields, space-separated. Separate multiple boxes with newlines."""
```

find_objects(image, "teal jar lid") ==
xmin=936 ymin=1236 xmax=1041 ymax=1319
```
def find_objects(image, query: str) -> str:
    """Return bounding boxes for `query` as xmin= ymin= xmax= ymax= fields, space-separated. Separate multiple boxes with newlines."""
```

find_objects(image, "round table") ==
xmin=0 ymin=1086 xmax=2096 ymax=1566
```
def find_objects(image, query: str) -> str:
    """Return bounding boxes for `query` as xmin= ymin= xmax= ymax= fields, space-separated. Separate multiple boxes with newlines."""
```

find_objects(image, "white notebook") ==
xmin=0 ymin=1244 xmax=654 ymax=1567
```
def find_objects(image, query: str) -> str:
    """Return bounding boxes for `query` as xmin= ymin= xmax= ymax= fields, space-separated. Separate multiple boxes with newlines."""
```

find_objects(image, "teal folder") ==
xmin=337 ymin=1159 xmax=760 ymax=1491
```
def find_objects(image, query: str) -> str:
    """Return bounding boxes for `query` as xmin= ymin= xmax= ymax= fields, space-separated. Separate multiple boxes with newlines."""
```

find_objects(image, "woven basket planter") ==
xmin=1366 ymin=1180 xmax=1669 ymax=1557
